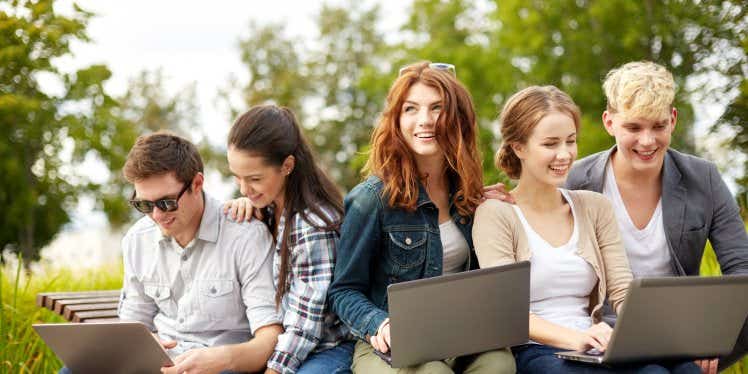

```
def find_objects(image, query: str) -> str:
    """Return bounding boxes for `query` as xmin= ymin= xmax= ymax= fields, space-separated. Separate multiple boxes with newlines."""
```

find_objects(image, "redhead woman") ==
xmin=473 ymin=85 xmax=700 ymax=373
xmin=327 ymin=62 xmax=516 ymax=374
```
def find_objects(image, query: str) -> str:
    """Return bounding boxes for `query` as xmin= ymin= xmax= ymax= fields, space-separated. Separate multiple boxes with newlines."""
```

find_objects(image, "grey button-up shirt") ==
xmin=118 ymin=193 xmax=280 ymax=355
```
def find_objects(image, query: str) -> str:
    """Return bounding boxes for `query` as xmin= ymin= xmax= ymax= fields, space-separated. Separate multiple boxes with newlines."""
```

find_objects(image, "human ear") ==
xmin=281 ymin=155 xmax=295 ymax=176
xmin=602 ymin=111 xmax=616 ymax=136
xmin=511 ymin=142 xmax=526 ymax=160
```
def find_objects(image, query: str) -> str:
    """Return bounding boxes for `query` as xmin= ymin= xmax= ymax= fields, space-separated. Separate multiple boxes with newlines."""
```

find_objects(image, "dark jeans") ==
xmin=296 ymin=340 xmax=355 ymax=374
xmin=512 ymin=344 xmax=701 ymax=374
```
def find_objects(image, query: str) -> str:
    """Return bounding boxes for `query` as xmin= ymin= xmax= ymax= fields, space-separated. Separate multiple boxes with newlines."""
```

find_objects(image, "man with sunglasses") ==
xmin=118 ymin=132 xmax=282 ymax=374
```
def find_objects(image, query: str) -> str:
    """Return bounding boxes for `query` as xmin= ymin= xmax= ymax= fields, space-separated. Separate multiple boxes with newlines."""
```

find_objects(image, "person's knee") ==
xmin=412 ymin=360 xmax=452 ymax=374
xmin=465 ymin=349 xmax=516 ymax=374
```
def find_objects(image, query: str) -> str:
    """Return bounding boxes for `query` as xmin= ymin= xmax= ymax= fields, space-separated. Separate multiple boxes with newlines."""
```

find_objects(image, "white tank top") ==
xmin=439 ymin=219 xmax=469 ymax=275
xmin=513 ymin=189 xmax=597 ymax=332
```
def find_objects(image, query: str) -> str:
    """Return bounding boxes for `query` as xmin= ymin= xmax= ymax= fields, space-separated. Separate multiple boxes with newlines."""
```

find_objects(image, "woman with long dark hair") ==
xmin=327 ymin=62 xmax=516 ymax=373
xmin=227 ymin=105 xmax=354 ymax=374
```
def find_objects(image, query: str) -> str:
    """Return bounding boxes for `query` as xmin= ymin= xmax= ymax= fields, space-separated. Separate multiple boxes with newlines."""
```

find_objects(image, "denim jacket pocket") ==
xmin=199 ymin=280 xmax=239 ymax=320
xmin=385 ymin=228 xmax=428 ymax=270
xmin=143 ymin=283 xmax=175 ymax=317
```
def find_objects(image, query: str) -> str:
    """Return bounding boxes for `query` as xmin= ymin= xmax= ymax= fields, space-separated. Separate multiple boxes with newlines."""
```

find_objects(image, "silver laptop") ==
xmin=33 ymin=321 xmax=174 ymax=373
xmin=556 ymin=275 xmax=748 ymax=365
xmin=381 ymin=261 xmax=530 ymax=368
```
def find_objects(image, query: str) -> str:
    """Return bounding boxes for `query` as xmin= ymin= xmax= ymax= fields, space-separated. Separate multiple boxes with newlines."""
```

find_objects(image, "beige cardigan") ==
xmin=473 ymin=190 xmax=633 ymax=322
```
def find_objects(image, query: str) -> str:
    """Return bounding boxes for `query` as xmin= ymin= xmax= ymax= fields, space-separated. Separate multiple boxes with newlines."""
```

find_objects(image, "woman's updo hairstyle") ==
xmin=495 ymin=85 xmax=580 ymax=179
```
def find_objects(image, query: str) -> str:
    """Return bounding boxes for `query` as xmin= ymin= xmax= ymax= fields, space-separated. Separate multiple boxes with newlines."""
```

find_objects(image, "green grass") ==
xmin=0 ymin=255 xmax=123 ymax=373
xmin=699 ymin=223 xmax=748 ymax=373
xmin=2 ymin=224 xmax=747 ymax=372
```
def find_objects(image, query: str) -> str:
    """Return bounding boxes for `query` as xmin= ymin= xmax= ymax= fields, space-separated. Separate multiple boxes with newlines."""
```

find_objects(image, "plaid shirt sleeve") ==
xmin=266 ymin=217 xmax=338 ymax=374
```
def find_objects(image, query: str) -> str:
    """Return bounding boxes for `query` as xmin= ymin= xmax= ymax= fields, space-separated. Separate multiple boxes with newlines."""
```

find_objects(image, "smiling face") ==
xmin=227 ymin=146 xmax=292 ymax=210
xmin=603 ymin=108 xmax=676 ymax=174
xmin=399 ymin=82 xmax=444 ymax=167
xmin=514 ymin=112 xmax=578 ymax=187
xmin=132 ymin=172 xmax=203 ymax=241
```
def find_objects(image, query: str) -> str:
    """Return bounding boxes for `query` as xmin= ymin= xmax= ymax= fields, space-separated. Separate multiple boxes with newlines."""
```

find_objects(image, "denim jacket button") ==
xmin=459 ymin=218 xmax=467 ymax=225
xmin=405 ymin=237 xmax=412 ymax=245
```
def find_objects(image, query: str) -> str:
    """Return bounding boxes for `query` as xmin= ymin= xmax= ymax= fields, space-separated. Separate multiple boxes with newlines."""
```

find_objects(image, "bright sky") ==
xmin=30 ymin=1 xmax=742 ymax=267
xmin=51 ymin=0 xmax=406 ymax=229
xmin=58 ymin=0 xmax=405 ymax=143
xmin=47 ymin=0 xmax=741 ymax=232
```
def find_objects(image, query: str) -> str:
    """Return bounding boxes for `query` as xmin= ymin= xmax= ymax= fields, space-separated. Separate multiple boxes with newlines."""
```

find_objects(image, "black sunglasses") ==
xmin=129 ymin=183 xmax=191 ymax=214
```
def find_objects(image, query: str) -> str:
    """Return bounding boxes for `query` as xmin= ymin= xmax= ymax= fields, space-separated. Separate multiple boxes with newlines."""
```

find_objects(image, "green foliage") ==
xmin=230 ymin=0 xmax=746 ymax=193
xmin=0 ymin=256 xmax=123 ymax=372
xmin=716 ymin=36 xmax=748 ymax=218
xmin=0 ymin=0 xmax=123 ymax=261
xmin=226 ymin=2 xmax=393 ymax=190
xmin=402 ymin=0 xmax=745 ymax=180
xmin=0 ymin=1 xmax=211 ymax=257
xmin=699 ymin=224 xmax=748 ymax=373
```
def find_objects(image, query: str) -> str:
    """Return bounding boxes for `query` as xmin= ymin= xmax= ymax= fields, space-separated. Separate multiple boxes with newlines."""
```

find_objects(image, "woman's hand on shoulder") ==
xmin=223 ymin=197 xmax=263 ymax=222
xmin=482 ymin=182 xmax=515 ymax=204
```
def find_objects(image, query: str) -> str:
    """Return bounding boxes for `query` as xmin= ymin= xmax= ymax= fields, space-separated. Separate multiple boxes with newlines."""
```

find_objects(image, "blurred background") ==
xmin=1 ymin=0 xmax=746 ymax=371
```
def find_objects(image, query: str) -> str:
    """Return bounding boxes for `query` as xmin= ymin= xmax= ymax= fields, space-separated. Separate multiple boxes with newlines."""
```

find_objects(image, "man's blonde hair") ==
xmin=602 ymin=61 xmax=675 ymax=120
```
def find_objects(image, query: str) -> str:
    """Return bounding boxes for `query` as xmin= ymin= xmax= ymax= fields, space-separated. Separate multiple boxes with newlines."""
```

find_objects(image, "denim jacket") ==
xmin=328 ymin=175 xmax=477 ymax=340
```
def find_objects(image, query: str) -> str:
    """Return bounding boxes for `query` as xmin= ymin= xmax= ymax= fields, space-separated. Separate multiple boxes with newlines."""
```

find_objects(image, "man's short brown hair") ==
xmin=123 ymin=131 xmax=203 ymax=185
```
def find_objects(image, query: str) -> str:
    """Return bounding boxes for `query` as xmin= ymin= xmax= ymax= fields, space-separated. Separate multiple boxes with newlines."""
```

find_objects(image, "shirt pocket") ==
xmin=198 ymin=280 xmax=240 ymax=321
xmin=143 ymin=283 xmax=176 ymax=317
xmin=385 ymin=228 xmax=428 ymax=270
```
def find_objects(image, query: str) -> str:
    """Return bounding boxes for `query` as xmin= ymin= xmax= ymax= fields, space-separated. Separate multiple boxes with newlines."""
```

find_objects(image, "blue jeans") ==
xmin=297 ymin=340 xmax=355 ymax=374
xmin=513 ymin=344 xmax=701 ymax=374
xmin=60 ymin=367 xmax=243 ymax=374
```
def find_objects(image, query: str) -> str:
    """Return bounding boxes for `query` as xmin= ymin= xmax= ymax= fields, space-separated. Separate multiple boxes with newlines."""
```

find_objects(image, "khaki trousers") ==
xmin=351 ymin=340 xmax=516 ymax=374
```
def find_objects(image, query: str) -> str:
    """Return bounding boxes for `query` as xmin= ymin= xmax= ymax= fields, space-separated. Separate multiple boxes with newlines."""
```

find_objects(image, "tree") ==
xmin=398 ymin=0 xmax=747 ymax=184
xmin=228 ymin=0 xmax=746 ymax=194
xmin=0 ymin=0 xmax=132 ymax=261
xmin=229 ymin=2 xmax=392 ymax=190
xmin=0 ymin=1 xmax=205 ymax=260
xmin=304 ymin=2 xmax=392 ymax=189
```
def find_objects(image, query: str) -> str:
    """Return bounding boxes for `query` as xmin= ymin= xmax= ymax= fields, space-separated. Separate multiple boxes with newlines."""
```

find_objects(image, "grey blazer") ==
xmin=567 ymin=146 xmax=748 ymax=368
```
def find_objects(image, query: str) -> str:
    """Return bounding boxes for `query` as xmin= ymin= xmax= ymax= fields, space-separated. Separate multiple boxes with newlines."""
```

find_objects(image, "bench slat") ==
xmin=82 ymin=317 xmax=121 ymax=323
xmin=37 ymin=290 xmax=122 ymax=323
xmin=73 ymin=310 xmax=120 ymax=323
xmin=62 ymin=302 xmax=120 ymax=320
xmin=40 ymin=290 xmax=120 ymax=309
xmin=53 ymin=297 xmax=120 ymax=314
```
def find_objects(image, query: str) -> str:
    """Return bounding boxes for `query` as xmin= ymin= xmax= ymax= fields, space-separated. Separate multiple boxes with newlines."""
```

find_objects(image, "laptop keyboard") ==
xmin=585 ymin=348 xmax=604 ymax=356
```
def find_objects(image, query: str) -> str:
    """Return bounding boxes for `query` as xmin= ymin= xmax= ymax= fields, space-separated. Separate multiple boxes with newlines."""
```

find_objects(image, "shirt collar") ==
xmin=196 ymin=192 xmax=220 ymax=243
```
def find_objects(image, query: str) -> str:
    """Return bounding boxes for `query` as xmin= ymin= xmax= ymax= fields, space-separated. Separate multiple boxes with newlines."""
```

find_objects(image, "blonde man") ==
xmin=566 ymin=61 xmax=748 ymax=371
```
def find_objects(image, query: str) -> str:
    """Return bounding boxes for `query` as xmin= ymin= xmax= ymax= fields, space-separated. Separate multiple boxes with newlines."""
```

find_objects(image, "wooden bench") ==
xmin=36 ymin=290 xmax=121 ymax=323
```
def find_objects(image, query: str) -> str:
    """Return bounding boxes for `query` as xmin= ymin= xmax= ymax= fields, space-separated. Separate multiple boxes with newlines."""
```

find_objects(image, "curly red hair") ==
xmin=363 ymin=61 xmax=483 ymax=216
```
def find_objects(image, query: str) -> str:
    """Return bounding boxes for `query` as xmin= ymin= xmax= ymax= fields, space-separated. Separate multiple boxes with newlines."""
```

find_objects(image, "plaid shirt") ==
xmin=266 ymin=205 xmax=350 ymax=374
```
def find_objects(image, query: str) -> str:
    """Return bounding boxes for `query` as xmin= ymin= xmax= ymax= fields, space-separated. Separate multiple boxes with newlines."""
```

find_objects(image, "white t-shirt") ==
xmin=603 ymin=162 xmax=674 ymax=279
xmin=439 ymin=219 xmax=469 ymax=275
xmin=513 ymin=189 xmax=597 ymax=332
